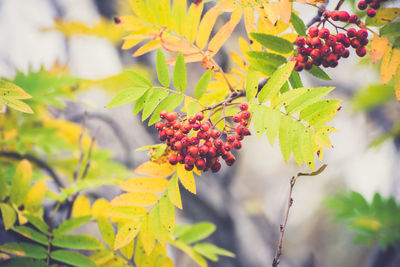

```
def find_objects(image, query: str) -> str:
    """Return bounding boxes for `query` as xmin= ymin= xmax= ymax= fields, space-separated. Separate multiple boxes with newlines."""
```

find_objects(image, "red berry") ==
xmin=310 ymin=49 xmax=321 ymax=60
xmin=174 ymin=130 xmax=184 ymax=140
xmin=195 ymin=112 xmax=204 ymax=121
xmin=155 ymin=122 xmax=164 ymax=131
xmin=185 ymin=155 xmax=195 ymax=165
xmin=358 ymin=1 xmax=367 ymax=10
xmin=347 ymin=28 xmax=357 ymax=38
xmin=159 ymin=130 xmax=167 ymax=141
xmin=210 ymin=129 xmax=221 ymax=139
xmin=240 ymin=110 xmax=251 ymax=120
xmin=339 ymin=11 xmax=350 ymax=22
xmin=370 ymin=1 xmax=380 ymax=9
xmin=166 ymin=111 xmax=178 ymax=121
xmin=239 ymin=103 xmax=249 ymax=111
xmin=225 ymin=155 xmax=236 ymax=166
xmin=160 ymin=110 xmax=168 ymax=119
xmin=333 ymin=43 xmax=345 ymax=54
xmin=342 ymin=49 xmax=350 ymax=58
xmin=295 ymin=37 xmax=306 ymax=47
xmin=168 ymin=154 xmax=178 ymax=165
xmin=305 ymin=61 xmax=313 ymax=70
xmin=200 ymin=121 xmax=210 ymax=132
xmin=207 ymin=147 xmax=216 ymax=157
xmin=182 ymin=122 xmax=192 ymax=133
xmin=240 ymin=120 xmax=248 ymax=126
xmin=173 ymin=141 xmax=183 ymax=151
xmin=166 ymin=128 xmax=174 ymax=137
xmin=299 ymin=47 xmax=309 ymax=56
xmin=356 ymin=46 xmax=367 ymax=57
xmin=335 ymin=33 xmax=346 ymax=43
xmin=199 ymin=145 xmax=209 ymax=156
xmin=172 ymin=121 xmax=181 ymax=130
xmin=321 ymin=45 xmax=331 ymax=56
xmin=308 ymin=27 xmax=319 ymax=37
xmin=214 ymin=139 xmax=224 ymax=148
xmin=185 ymin=164 xmax=194 ymax=171
xmin=322 ymin=11 xmax=330 ymax=18
xmin=311 ymin=37 xmax=322 ymax=47
xmin=318 ymin=28 xmax=330 ymax=39
xmin=232 ymin=114 xmax=241 ymax=123
xmin=367 ymin=8 xmax=376 ymax=17
xmin=233 ymin=140 xmax=242 ymax=149
xmin=294 ymin=63 xmax=304 ymax=72
xmin=211 ymin=161 xmax=221 ymax=173
xmin=326 ymin=35 xmax=337 ymax=47
xmin=224 ymin=142 xmax=232 ymax=151
xmin=236 ymin=125 xmax=245 ymax=134
xmin=188 ymin=146 xmax=199 ymax=157
xmin=236 ymin=134 xmax=244 ymax=141
xmin=330 ymin=11 xmax=340 ymax=21
xmin=188 ymin=117 xmax=196 ymax=124
xmin=195 ymin=158 xmax=206 ymax=170
xmin=177 ymin=154 xmax=184 ymax=164
xmin=227 ymin=134 xmax=236 ymax=143
xmin=298 ymin=54 xmax=308 ymax=63
xmin=190 ymin=137 xmax=199 ymax=145
xmin=357 ymin=29 xmax=368 ymax=39
xmin=349 ymin=14 xmax=358 ymax=23
xmin=181 ymin=136 xmax=190 ymax=146
xmin=351 ymin=38 xmax=361 ymax=48
xmin=192 ymin=122 xmax=201 ymax=131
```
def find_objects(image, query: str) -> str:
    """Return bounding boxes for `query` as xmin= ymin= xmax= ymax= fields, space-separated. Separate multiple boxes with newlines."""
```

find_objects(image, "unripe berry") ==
xmin=155 ymin=122 xmax=164 ymax=131
xmin=160 ymin=110 xmax=168 ymax=119
xmin=210 ymin=129 xmax=221 ymax=139
xmin=199 ymin=145 xmax=209 ymax=156
xmin=356 ymin=46 xmax=367 ymax=57
xmin=295 ymin=37 xmax=306 ymax=47
xmin=239 ymin=103 xmax=249 ymax=111
xmin=168 ymin=154 xmax=178 ymax=165
xmin=347 ymin=28 xmax=357 ymax=38
xmin=166 ymin=111 xmax=178 ymax=121
xmin=195 ymin=158 xmax=206 ymax=170
xmin=349 ymin=14 xmax=358 ymax=23
xmin=358 ymin=1 xmax=367 ymax=10
xmin=308 ymin=27 xmax=319 ymax=37
xmin=339 ymin=11 xmax=350 ymax=22
xmin=224 ymin=142 xmax=232 ymax=151
xmin=240 ymin=110 xmax=251 ymax=120
xmin=188 ymin=145 xmax=199 ymax=157
xmin=357 ymin=29 xmax=368 ymax=39
xmin=200 ymin=121 xmax=210 ymax=132
xmin=232 ymin=114 xmax=241 ymax=123
xmin=367 ymin=8 xmax=376 ymax=17
xmin=318 ymin=28 xmax=330 ymax=39
xmin=185 ymin=163 xmax=194 ymax=171
xmin=233 ymin=140 xmax=242 ymax=149
xmin=195 ymin=112 xmax=204 ymax=121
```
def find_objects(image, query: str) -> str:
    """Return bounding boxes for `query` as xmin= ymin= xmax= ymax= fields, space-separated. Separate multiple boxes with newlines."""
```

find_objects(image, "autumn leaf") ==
xmin=370 ymin=34 xmax=388 ymax=63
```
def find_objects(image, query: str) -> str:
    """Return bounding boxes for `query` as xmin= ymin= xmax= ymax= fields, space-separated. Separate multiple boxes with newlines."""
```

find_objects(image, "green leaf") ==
xmin=194 ymin=69 xmax=212 ymax=100
xmin=279 ymin=116 xmax=294 ymax=162
xmin=286 ymin=86 xmax=335 ymax=114
xmin=173 ymin=52 xmax=187 ymax=92
xmin=301 ymin=127 xmax=315 ymax=169
xmin=142 ymin=89 xmax=169 ymax=120
xmin=291 ymin=123 xmax=305 ymax=166
xmin=6 ymin=99 xmax=34 ymax=114
xmin=251 ymin=105 xmax=265 ymax=138
xmin=97 ymin=217 xmax=115 ymax=248
xmin=24 ymin=215 xmax=49 ymax=235
xmin=187 ymin=101 xmax=202 ymax=118
xmin=0 ymin=79 xmax=33 ymax=113
xmin=0 ymin=175 xmax=7 ymax=201
xmin=0 ymin=242 xmax=47 ymax=259
xmin=133 ymin=88 xmax=152 ymax=115
xmin=179 ymin=222 xmax=216 ymax=244
xmin=306 ymin=65 xmax=331 ymax=81
xmin=289 ymin=70 xmax=302 ymax=89
xmin=194 ymin=243 xmax=235 ymax=261
xmin=12 ymin=226 xmax=48 ymax=245
xmin=290 ymin=12 xmax=306 ymax=36
xmin=125 ymin=70 xmax=152 ymax=88
xmin=380 ymin=21 xmax=400 ymax=37
xmin=300 ymin=99 xmax=342 ymax=127
xmin=168 ymin=239 xmax=207 ymax=267
xmin=158 ymin=194 xmax=175 ymax=234
xmin=248 ymin=57 xmax=276 ymax=77
xmin=250 ymin=32 xmax=293 ymax=54
xmin=53 ymin=216 xmax=91 ymax=235
xmin=247 ymin=51 xmax=287 ymax=67
xmin=156 ymin=49 xmax=170 ymax=87
xmin=173 ymin=224 xmax=191 ymax=238
xmin=264 ymin=108 xmax=281 ymax=146
xmin=50 ymin=250 xmax=97 ymax=267
xmin=0 ymin=204 xmax=16 ymax=230
xmin=150 ymin=203 xmax=167 ymax=244
xmin=246 ymin=68 xmax=259 ymax=101
xmin=258 ymin=62 xmax=296 ymax=103
xmin=106 ymin=87 xmax=150 ymax=108
xmin=148 ymin=94 xmax=184 ymax=125
xmin=0 ymin=258 xmax=47 ymax=267
xmin=52 ymin=234 xmax=104 ymax=251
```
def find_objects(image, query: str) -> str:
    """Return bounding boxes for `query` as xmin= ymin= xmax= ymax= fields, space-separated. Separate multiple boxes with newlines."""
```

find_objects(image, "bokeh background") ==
xmin=0 ymin=0 xmax=399 ymax=266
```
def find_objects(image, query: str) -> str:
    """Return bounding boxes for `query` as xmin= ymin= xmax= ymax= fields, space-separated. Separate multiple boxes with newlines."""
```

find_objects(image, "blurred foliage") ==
xmin=326 ymin=191 xmax=400 ymax=249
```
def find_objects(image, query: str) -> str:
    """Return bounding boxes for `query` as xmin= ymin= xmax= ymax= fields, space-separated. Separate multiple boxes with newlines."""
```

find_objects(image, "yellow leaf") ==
xmin=141 ymin=214 xmax=156 ymax=255
xmin=120 ymin=177 xmax=168 ymax=194
xmin=161 ymin=35 xmax=199 ymax=54
xmin=230 ymin=52 xmax=247 ymax=71
xmin=353 ymin=217 xmax=381 ymax=230
xmin=72 ymin=195 xmax=91 ymax=217
xmin=111 ymin=192 xmax=158 ymax=207
xmin=177 ymin=164 xmax=196 ymax=194
xmin=114 ymin=221 xmax=141 ymax=251
xmin=244 ymin=7 xmax=255 ymax=34
xmin=0 ymin=79 xmax=32 ymax=99
xmin=208 ymin=8 xmax=242 ymax=56
xmin=280 ymin=0 xmax=292 ymax=24
xmin=106 ymin=206 xmax=148 ymax=221
xmin=196 ymin=4 xmax=221 ymax=50
xmin=263 ymin=3 xmax=280 ymax=25
xmin=370 ymin=34 xmax=389 ymax=63
xmin=24 ymin=180 xmax=46 ymax=212
xmin=167 ymin=53 xmax=204 ymax=66
xmin=171 ymin=0 xmax=187 ymax=35
xmin=167 ymin=174 xmax=182 ymax=209
xmin=135 ymin=160 xmax=177 ymax=178
xmin=91 ymin=198 xmax=111 ymax=218
xmin=97 ymin=217 xmax=115 ymax=249
xmin=10 ymin=159 xmax=32 ymax=206
xmin=381 ymin=46 xmax=400 ymax=84
xmin=395 ymin=66 xmax=400 ymax=102
xmin=120 ymin=235 xmax=134 ymax=259
xmin=133 ymin=40 xmax=162 ymax=57
xmin=239 ymin=37 xmax=251 ymax=61
xmin=185 ymin=1 xmax=204 ymax=43
xmin=115 ymin=16 xmax=143 ymax=31
xmin=129 ymin=0 xmax=155 ymax=23
xmin=158 ymin=195 xmax=175 ymax=234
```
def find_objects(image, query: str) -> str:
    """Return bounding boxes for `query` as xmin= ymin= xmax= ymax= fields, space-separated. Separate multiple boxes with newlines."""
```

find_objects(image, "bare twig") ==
xmin=272 ymin=164 xmax=328 ymax=267
xmin=73 ymin=112 xmax=87 ymax=181
xmin=0 ymin=151 xmax=64 ymax=189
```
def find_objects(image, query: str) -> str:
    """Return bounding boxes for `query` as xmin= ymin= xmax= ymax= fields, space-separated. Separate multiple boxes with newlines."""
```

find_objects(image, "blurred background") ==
xmin=0 ymin=0 xmax=399 ymax=266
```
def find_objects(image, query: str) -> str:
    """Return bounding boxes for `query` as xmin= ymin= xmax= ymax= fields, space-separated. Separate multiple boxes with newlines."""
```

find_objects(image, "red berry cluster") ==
xmin=155 ymin=104 xmax=251 ymax=172
xmin=292 ymin=11 xmax=369 ymax=72
xmin=357 ymin=0 xmax=387 ymax=17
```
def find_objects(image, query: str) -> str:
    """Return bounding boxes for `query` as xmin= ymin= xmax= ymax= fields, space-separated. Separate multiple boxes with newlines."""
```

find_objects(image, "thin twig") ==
xmin=0 ymin=151 xmax=64 ymax=189
xmin=73 ymin=112 xmax=87 ymax=181
xmin=272 ymin=164 xmax=327 ymax=267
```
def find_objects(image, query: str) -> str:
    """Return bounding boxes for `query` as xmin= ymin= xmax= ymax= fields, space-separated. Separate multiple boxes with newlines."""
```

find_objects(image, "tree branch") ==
xmin=272 ymin=164 xmax=328 ymax=267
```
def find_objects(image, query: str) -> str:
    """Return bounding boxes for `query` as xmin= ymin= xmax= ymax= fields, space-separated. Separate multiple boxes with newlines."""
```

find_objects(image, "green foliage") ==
xmin=290 ymin=12 xmax=306 ymax=37
xmin=250 ymin=33 xmax=293 ymax=54
xmin=306 ymin=66 xmax=331 ymax=81
xmin=326 ymin=191 xmax=400 ymax=249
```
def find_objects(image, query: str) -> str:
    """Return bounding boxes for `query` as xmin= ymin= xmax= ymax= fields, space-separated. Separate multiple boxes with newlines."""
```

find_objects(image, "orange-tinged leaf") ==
xmin=167 ymin=53 xmax=204 ymax=66
xmin=208 ymin=8 xmax=242 ymax=55
xmin=133 ymin=40 xmax=162 ymax=57
xmin=177 ymin=164 xmax=196 ymax=194
xmin=91 ymin=198 xmax=111 ymax=218
xmin=72 ymin=195 xmax=91 ymax=217
xmin=196 ymin=5 xmax=221 ymax=50
xmin=395 ymin=65 xmax=400 ymax=102
xmin=167 ymin=174 xmax=182 ymax=209
xmin=244 ymin=7 xmax=255 ymax=34
xmin=381 ymin=46 xmax=400 ymax=84
xmin=111 ymin=192 xmax=158 ymax=207
xmin=185 ymin=1 xmax=204 ymax=43
xmin=115 ymin=16 xmax=143 ymax=31
xmin=370 ymin=34 xmax=389 ymax=63
xmin=134 ymin=160 xmax=177 ymax=178
xmin=114 ymin=221 xmax=141 ymax=251
xmin=120 ymin=177 xmax=168 ymax=194
xmin=161 ymin=35 xmax=199 ymax=54
xmin=280 ymin=0 xmax=292 ymax=24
